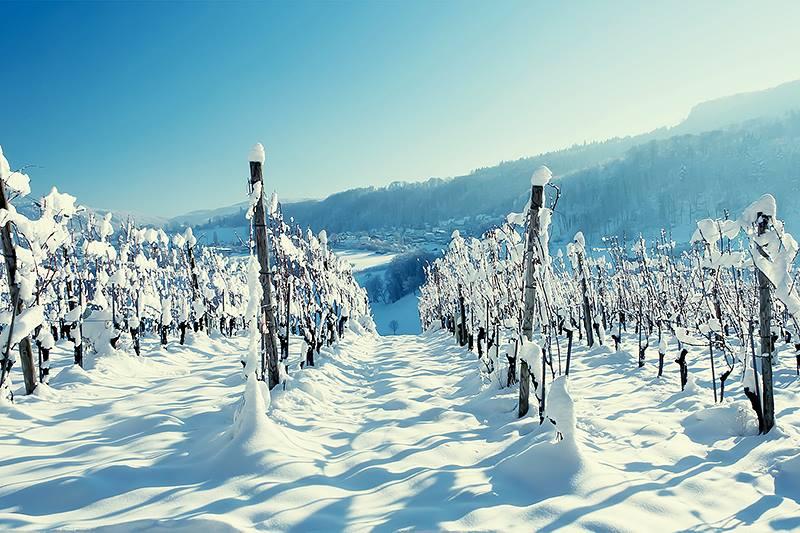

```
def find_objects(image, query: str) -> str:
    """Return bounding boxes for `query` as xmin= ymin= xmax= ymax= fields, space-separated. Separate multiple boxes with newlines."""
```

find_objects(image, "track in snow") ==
xmin=1 ymin=328 xmax=799 ymax=531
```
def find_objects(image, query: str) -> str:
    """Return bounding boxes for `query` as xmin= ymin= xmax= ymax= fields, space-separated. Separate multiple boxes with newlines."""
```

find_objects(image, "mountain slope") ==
xmin=282 ymin=135 xmax=652 ymax=233
xmin=676 ymin=79 xmax=800 ymax=135
xmin=157 ymin=79 xmax=800 ymax=244
xmin=551 ymin=113 xmax=800 ymax=243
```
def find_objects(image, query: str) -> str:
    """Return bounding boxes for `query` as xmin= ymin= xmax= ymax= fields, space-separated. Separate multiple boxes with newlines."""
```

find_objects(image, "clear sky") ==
xmin=1 ymin=0 xmax=799 ymax=217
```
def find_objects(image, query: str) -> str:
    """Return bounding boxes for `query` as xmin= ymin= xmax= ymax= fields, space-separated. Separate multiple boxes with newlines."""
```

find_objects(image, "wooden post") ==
xmin=249 ymin=145 xmax=281 ymax=389
xmin=76 ymin=277 xmax=84 ymax=366
xmin=435 ymin=269 xmax=445 ymax=326
xmin=458 ymin=284 xmax=467 ymax=347
xmin=709 ymin=335 xmax=718 ymax=403
xmin=285 ymin=280 xmax=292 ymax=360
xmin=540 ymin=343 xmax=547 ymax=424
xmin=521 ymin=182 xmax=543 ymax=340
xmin=519 ymin=175 xmax=545 ymax=418
xmin=577 ymin=248 xmax=594 ymax=347
xmin=0 ymin=179 xmax=37 ymax=394
xmin=186 ymin=240 xmax=204 ymax=330
xmin=61 ymin=247 xmax=83 ymax=366
xmin=756 ymin=212 xmax=775 ymax=433
xmin=565 ymin=328 xmax=574 ymax=375
xmin=518 ymin=350 xmax=530 ymax=418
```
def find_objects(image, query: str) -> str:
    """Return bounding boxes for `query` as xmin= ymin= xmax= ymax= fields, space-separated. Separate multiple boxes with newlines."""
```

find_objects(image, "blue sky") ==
xmin=1 ymin=0 xmax=799 ymax=217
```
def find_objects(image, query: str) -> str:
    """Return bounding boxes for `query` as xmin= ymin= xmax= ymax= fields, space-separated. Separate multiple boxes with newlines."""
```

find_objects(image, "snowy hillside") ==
xmin=146 ymin=80 xmax=800 ymax=251
xmin=676 ymin=79 xmax=800 ymax=134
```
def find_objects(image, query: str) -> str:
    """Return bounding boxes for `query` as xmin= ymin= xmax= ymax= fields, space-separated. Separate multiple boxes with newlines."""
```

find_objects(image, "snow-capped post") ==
xmin=248 ymin=143 xmax=281 ymax=389
xmin=755 ymin=207 xmax=775 ymax=433
xmin=576 ymin=233 xmax=594 ymax=347
xmin=738 ymin=194 xmax=799 ymax=434
xmin=568 ymin=232 xmax=594 ymax=347
xmin=519 ymin=165 xmax=550 ymax=418
xmin=0 ymin=156 xmax=37 ymax=394
xmin=521 ymin=167 xmax=548 ymax=339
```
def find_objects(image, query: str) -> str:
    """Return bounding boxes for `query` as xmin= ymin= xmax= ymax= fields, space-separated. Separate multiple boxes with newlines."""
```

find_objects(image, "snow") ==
xmin=546 ymin=375 xmax=576 ymax=441
xmin=335 ymin=250 xmax=397 ymax=272
xmin=243 ymin=256 xmax=261 ymax=376
xmin=506 ymin=210 xmax=526 ymax=226
xmin=0 ymin=145 xmax=31 ymax=196
xmin=268 ymin=191 xmax=279 ymax=216
xmin=742 ymin=193 xmax=777 ymax=223
xmin=573 ymin=230 xmax=585 ymax=250
xmin=246 ymin=182 xmax=262 ymax=221
xmin=0 ymin=305 xmax=43 ymax=348
xmin=183 ymin=226 xmax=197 ymax=248
xmin=85 ymin=240 xmax=116 ymax=259
xmin=230 ymin=373 xmax=273 ymax=451
xmin=371 ymin=292 xmax=421 ymax=335
xmin=97 ymin=213 xmax=114 ymax=239
xmin=518 ymin=337 xmax=542 ymax=367
xmin=42 ymin=187 xmax=78 ymax=218
xmin=1 ymin=328 xmax=798 ymax=530
xmin=248 ymin=142 xmax=266 ymax=164
xmin=531 ymin=164 xmax=552 ymax=186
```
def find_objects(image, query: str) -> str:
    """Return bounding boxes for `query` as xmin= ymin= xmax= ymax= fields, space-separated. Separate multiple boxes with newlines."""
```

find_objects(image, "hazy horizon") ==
xmin=2 ymin=0 xmax=799 ymax=217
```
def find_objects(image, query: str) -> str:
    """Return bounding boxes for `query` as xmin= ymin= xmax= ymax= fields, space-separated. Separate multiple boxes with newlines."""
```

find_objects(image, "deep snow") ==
xmin=1 ymin=327 xmax=799 ymax=531
xmin=370 ymin=292 xmax=422 ymax=336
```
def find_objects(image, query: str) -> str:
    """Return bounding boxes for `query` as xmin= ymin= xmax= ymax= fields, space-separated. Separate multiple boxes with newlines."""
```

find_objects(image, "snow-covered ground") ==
xmin=370 ymin=292 xmax=421 ymax=335
xmin=1 ymin=327 xmax=799 ymax=531
xmin=335 ymin=250 xmax=397 ymax=272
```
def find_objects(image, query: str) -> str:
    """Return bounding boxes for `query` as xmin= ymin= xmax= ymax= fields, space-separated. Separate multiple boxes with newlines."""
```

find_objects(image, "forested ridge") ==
xmin=183 ymin=112 xmax=800 ymax=247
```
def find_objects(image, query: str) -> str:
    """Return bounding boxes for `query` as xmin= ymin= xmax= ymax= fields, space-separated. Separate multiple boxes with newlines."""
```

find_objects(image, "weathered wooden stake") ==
xmin=249 ymin=145 xmax=281 ymax=389
xmin=284 ymin=281 xmax=292 ymax=360
xmin=519 ymin=174 xmax=545 ymax=418
xmin=521 ymin=182 xmax=543 ymax=340
xmin=756 ymin=212 xmax=775 ymax=433
xmin=577 ymin=248 xmax=594 ymax=347
xmin=0 ymin=179 xmax=37 ymax=394
xmin=565 ymin=328 xmax=574 ymax=375
xmin=458 ymin=284 xmax=467 ymax=347
xmin=518 ymin=353 xmax=530 ymax=418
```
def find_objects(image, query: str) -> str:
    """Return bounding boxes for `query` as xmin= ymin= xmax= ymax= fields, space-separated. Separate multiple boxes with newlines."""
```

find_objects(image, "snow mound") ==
xmin=230 ymin=373 xmax=272 ymax=450
xmin=547 ymin=376 xmax=576 ymax=441
xmin=681 ymin=402 xmax=759 ymax=444
xmin=491 ymin=376 xmax=584 ymax=499
xmin=774 ymin=453 xmax=800 ymax=504
xmin=51 ymin=364 xmax=94 ymax=387
xmin=531 ymin=165 xmax=553 ymax=186
xmin=492 ymin=426 xmax=585 ymax=498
